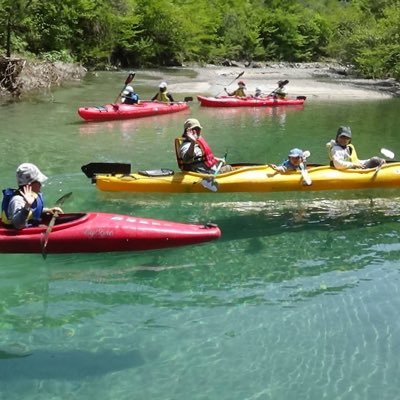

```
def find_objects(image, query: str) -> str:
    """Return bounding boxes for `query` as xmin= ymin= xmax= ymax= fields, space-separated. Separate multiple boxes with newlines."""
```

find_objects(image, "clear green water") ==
xmin=1 ymin=71 xmax=400 ymax=399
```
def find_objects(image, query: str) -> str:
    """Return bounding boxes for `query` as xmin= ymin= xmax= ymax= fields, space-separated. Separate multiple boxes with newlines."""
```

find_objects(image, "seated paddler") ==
xmin=270 ymin=148 xmax=307 ymax=173
xmin=327 ymin=126 xmax=385 ymax=170
xmin=178 ymin=118 xmax=233 ymax=174
xmin=121 ymin=85 xmax=140 ymax=105
xmin=1 ymin=163 xmax=63 ymax=229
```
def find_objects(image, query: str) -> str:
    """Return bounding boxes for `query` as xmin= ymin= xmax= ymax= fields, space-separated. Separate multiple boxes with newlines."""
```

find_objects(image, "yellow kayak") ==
xmin=82 ymin=162 xmax=400 ymax=193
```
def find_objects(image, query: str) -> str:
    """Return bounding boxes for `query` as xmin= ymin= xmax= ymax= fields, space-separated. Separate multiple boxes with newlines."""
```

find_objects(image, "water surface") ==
xmin=1 ymin=70 xmax=400 ymax=400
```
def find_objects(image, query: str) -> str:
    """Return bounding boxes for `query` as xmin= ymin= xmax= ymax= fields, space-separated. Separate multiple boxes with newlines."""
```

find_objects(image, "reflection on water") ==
xmin=78 ymin=108 xmax=191 ymax=136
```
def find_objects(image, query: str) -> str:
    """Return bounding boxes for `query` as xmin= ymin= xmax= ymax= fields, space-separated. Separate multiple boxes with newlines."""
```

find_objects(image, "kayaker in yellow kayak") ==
xmin=327 ymin=126 xmax=385 ymax=169
xmin=151 ymin=81 xmax=175 ymax=103
xmin=178 ymin=118 xmax=233 ymax=174
xmin=225 ymin=80 xmax=247 ymax=97
xmin=1 ymin=163 xmax=63 ymax=229
xmin=270 ymin=148 xmax=307 ymax=172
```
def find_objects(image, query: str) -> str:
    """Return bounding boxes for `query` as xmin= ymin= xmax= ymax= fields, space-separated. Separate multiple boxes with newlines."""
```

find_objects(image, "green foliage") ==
xmin=0 ymin=0 xmax=398 ymax=80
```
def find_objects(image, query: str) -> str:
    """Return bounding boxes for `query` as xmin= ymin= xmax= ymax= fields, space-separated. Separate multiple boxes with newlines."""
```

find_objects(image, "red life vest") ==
xmin=196 ymin=137 xmax=218 ymax=168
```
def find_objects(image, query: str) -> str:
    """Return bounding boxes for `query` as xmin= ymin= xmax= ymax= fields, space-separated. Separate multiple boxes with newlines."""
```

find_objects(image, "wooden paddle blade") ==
xmin=81 ymin=163 xmax=131 ymax=178
xmin=297 ymin=96 xmax=307 ymax=100
xmin=125 ymin=71 xmax=136 ymax=84
xmin=184 ymin=96 xmax=193 ymax=102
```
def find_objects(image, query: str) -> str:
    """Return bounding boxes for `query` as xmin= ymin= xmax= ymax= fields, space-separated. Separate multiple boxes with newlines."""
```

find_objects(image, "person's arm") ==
xmin=180 ymin=131 xmax=202 ymax=162
xmin=331 ymin=146 xmax=362 ymax=169
xmin=151 ymin=93 xmax=158 ymax=101
xmin=167 ymin=93 xmax=174 ymax=102
xmin=269 ymin=164 xmax=287 ymax=173
xmin=8 ymin=195 xmax=31 ymax=229
xmin=224 ymin=88 xmax=233 ymax=96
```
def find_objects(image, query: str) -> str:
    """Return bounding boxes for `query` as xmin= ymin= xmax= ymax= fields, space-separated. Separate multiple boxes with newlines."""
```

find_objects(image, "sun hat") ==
xmin=125 ymin=85 xmax=134 ymax=92
xmin=184 ymin=118 xmax=203 ymax=130
xmin=336 ymin=126 xmax=352 ymax=138
xmin=288 ymin=148 xmax=304 ymax=158
xmin=238 ymin=80 xmax=246 ymax=86
xmin=159 ymin=81 xmax=167 ymax=89
xmin=16 ymin=163 xmax=48 ymax=186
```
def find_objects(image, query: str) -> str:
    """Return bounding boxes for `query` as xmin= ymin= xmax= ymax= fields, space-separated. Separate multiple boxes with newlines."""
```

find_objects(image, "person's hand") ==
xmin=186 ymin=129 xmax=197 ymax=143
xmin=352 ymin=162 xmax=364 ymax=169
xmin=269 ymin=164 xmax=278 ymax=171
xmin=20 ymin=185 xmax=37 ymax=209
xmin=44 ymin=207 xmax=63 ymax=215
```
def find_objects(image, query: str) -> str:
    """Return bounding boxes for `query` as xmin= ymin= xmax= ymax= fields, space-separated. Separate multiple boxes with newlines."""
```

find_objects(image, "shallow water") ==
xmin=1 ymin=70 xmax=400 ymax=399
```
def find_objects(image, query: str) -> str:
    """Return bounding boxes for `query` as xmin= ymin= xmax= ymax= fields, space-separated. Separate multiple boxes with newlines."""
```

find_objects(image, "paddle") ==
xmin=267 ymin=79 xmax=289 ymax=96
xmin=81 ymin=163 xmax=131 ymax=179
xmin=201 ymin=153 xmax=228 ymax=192
xmin=41 ymin=192 xmax=73 ymax=259
xmin=114 ymin=71 xmax=135 ymax=104
xmin=216 ymin=71 xmax=244 ymax=97
xmin=373 ymin=148 xmax=395 ymax=177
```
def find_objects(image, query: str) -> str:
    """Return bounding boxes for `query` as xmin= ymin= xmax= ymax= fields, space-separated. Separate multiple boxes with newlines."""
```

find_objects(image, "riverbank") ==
xmin=171 ymin=63 xmax=400 ymax=100
xmin=0 ymin=57 xmax=86 ymax=98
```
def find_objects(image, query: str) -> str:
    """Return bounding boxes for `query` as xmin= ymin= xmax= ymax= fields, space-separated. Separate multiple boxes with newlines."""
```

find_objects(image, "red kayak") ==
xmin=78 ymin=101 xmax=189 ymax=121
xmin=197 ymin=95 xmax=306 ymax=107
xmin=0 ymin=212 xmax=221 ymax=253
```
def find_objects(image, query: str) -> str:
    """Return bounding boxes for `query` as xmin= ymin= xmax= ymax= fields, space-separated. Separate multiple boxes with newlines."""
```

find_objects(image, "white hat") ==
xmin=16 ymin=163 xmax=48 ymax=186
xmin=159 ymin=81 xmax=167 ymax=89
xmin=125 ymin=85 xmax=133 ymax=92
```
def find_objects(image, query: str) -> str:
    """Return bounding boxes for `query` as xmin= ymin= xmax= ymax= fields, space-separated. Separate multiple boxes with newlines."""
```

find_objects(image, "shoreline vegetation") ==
xmin=1 ymin=57 xmax=399 ymax=101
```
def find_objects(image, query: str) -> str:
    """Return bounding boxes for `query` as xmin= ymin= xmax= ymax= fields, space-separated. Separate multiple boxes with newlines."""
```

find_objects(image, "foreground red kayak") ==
xmin=0 ymin=212 xmax=221 ymax=253
xmin=78 ymin=101 xmax=189 ymax=121
xmin=197 ymin=95 xmax=306 ymax=107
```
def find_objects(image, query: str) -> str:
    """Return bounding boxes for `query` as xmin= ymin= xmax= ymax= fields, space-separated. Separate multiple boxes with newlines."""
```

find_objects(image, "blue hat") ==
xmin=288 ymin=148 xmax=303 ymax=158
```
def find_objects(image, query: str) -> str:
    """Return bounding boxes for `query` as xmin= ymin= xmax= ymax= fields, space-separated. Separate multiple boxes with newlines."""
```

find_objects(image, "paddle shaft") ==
xmin=299 ymin=163 xmax=312 ymax=185
xmin=41 ymin=191 xmax=72 ymax=258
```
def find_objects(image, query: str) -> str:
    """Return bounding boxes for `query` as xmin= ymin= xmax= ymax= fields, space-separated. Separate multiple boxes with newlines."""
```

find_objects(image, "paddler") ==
xmin=270 ymin=148 xmax=307 ymax=173
xmin=121 ymin=85 xmax=140 ymax=104
xmin=1 ymin=163 xmax=63 ymax=229
xmin=225 ymin=80 xmax=247 ymax=97
xmin=151 ymin=81 xmax=175 ymax=103
xmin=273 ymin=80 xmax=288 ymax=99
xmin=178 ymin=118 xmax=233 ymax=174
xmin=327 ymin=126 xmax=385 ymax=169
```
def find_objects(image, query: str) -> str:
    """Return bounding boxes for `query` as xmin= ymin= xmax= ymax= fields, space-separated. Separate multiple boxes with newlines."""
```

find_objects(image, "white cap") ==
xmin=159 ymin=81 xmax=167 ymax=89
xmin=16 ymin=163 xmax=48 ymax=186
xmin=125 ymin=85 xmax=133 ymax=92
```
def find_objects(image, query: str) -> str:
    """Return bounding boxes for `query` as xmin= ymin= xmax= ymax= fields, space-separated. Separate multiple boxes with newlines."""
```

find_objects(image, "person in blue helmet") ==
xmin=1 ymin=163 xmax=63 ymax=229
xmin=270 ymin=148 xmax=307 ymax=173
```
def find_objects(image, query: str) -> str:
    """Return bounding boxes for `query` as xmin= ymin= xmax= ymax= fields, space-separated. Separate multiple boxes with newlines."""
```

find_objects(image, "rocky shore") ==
xmin=1 ymin=59 xmax=399 ymax=100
